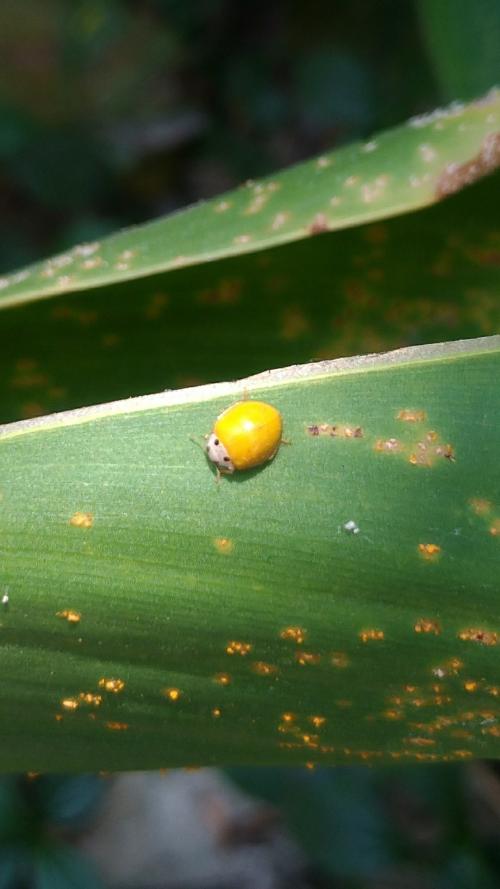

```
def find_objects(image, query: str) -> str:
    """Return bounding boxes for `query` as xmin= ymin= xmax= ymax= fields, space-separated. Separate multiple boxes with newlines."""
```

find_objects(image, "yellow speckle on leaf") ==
xmin=70 ymin=512 xmax=93 ymax=529
xmin=489 ymin=519 xmax=500 ymax=537
xmin=211 ymin=707 xmax=222 ymax=718
xmin=464 ymin=680 xmax=478 ymax=693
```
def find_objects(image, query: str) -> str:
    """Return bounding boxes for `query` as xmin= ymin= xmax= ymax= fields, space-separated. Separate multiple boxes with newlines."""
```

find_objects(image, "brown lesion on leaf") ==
xmin=307 ymin=422 xmax=363 ymax=438
xmin=409 ymin=431 xmax=455 ymax=466
xmin=469 ymin=497 xmax=493 ymax=516
xmin=373 ymin=428 xmax=454 ymax=464
xmin=405 ymin=736 xmax=436 ymax=747
xmin=308 ymin=213 xmax=330 ymax=235
xmin=458 ymin=627 xmax=498 ymax=646
xmin=435 ymin=131 xmax=500 ymax=199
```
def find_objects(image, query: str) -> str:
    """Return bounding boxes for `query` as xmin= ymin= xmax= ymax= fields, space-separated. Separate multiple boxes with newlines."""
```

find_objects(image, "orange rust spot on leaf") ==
xmin=295 ymin=651 xmax=321 ymax=666
xmin=214 ymin=673 xmax=232 ymax=686
xmin=78 ymin=693 xmax=102 ymax=707
xmin=211 ymin=707 xmax=222 ymax=718
xmin=464 ymin=680 xmax=478 ymax=693
xmin=301 ymin=733 xmax=320 ymax=748
xmin=56 ymin=609 xmax=81 ymax=624
xmin=359 ymin=629 xmax=384 ymax=642
xmin=163 ymin=687 xmax=182 ymax=702
xmin=61 ymin=698 xmax=79 ymax=711
xmin=436 ymin=132 xmax=500 ymax=199
xmin=383 ymin=710 xmax=403 ymax=720
xmin=214 ymin=537 xmax=234 ymax=555
xmin=396 ymin=409 xmax=427 ymax=422
xmin=414 ymin=618 xmax=441 ymax=635
xmin=458 ymin=627 xmax=498 ymax=646
xmin=251 ymin=661 xmax=278 ymax=676
xmin=331 ymin=651 xmax=349 ymax=668
xmin=198 ymin=279 xmax=242 ymax=306
xmin=98 ymin=678 xmax=125 ymax=693
xmin=105 ymin=721 xmax=129 ymax=731
xmin=418 ymin=543 xmax=441 ymax=560
xmin=489 ymin=519 xmax=500 ymax=537
xmin=280 ymin=307 xmax=310 ymax=340
xmin=226 ymin=641 xmax=252 ymax=656
xmin=69 ymin=511 xmax=93 ymax=529
xmin=280 ymin=626 xmax=306 ymax=644
xmin=308 ymin=715 xmax=326 ymax=728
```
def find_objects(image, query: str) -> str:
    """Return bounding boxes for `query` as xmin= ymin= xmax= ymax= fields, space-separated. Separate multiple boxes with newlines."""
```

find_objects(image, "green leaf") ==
xmin=0 ymin=170 xmax=498 ymax=425
xmin=419 ymin=0 xmax=500 ymax=102
xmin=0 ymin=336 xmax=498 ymax=771
xmin=0 ymin=89 xmax=499 ymax=307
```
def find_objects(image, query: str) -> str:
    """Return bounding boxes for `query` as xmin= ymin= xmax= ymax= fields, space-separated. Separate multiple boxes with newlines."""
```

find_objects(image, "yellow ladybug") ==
xmin=206 ymin=400 xmax=283 ymax=475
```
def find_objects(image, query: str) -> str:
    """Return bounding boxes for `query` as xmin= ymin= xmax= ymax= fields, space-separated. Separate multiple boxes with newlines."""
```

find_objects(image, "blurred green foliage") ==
xmin=0 ymin=0 xmax=437 ymax=273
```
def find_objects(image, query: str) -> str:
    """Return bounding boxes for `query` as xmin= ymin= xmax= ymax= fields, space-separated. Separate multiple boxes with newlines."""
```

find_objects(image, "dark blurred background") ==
xmin=0 ymin=0 xmax=448 ymax=275
xmin=1 ymin=2 xmax=500 ymax=887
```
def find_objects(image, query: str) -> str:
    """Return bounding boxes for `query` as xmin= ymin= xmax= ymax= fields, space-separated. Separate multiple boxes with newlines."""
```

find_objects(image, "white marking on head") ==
xmin=206 ymin=433 xmax=235 ymax=473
